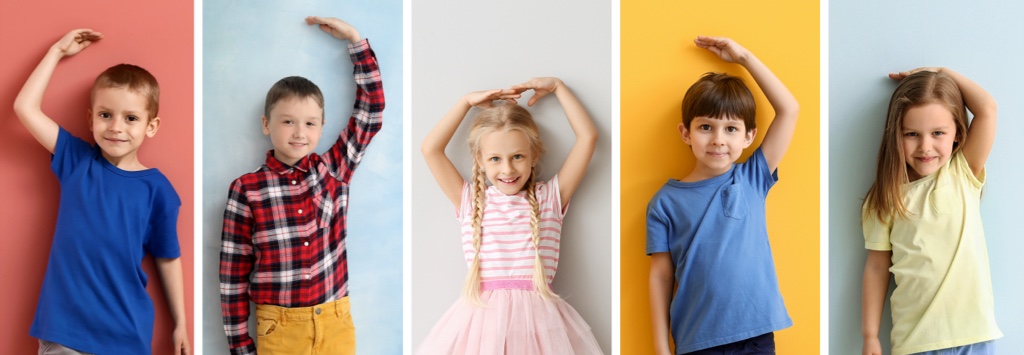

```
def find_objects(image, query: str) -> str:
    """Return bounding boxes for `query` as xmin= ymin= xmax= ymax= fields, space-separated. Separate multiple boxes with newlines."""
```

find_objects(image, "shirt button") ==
xmin=315 ymin=308 xmax=321 ymax=315
xmin=291 ymin=180 xmax=297 ymax=185
xmin=298 ymin=209 xmax=303 ymax=214
xmin=305 ymin=274 xmax=311 ymax=280
xmin=304 ymin=242 xmax=309 ymax=246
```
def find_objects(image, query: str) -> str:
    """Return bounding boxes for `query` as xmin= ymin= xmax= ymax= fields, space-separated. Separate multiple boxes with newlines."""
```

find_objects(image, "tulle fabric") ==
xmin=417 ymin=289 xmax=604 ymax=355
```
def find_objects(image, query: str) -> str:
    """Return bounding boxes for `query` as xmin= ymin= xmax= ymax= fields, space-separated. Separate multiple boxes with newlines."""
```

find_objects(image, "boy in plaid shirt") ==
xmin=219 ymin=16 xmax=384 ymax=355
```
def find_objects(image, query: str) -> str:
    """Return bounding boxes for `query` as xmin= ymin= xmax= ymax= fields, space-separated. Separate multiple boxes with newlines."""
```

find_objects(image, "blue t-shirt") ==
xmin=646 ymin=148 xmax=791 ymax=353
xmin=30 ymin=128 xmax=181 ymax=355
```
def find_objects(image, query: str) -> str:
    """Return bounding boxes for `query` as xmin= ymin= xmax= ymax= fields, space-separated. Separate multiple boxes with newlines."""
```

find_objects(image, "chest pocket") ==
xmin=721 ymin=183 xmax=748 ymax=220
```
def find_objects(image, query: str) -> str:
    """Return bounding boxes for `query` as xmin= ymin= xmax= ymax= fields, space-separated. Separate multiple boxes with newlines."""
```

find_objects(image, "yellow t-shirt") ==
xmin=863 ymin=151 xmax=1002 ymax=355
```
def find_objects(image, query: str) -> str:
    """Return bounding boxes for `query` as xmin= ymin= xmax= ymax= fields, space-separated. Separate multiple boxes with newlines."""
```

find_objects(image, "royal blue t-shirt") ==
xmin=646 ymin=148 xmax=791 ymax=353
xmin=30 ymin=128 xmax=181 ymax=355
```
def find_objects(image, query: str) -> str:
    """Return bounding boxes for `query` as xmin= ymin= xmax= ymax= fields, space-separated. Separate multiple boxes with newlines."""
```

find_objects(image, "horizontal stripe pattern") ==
xmin=458 ymin=177 xmax=565 ymax=282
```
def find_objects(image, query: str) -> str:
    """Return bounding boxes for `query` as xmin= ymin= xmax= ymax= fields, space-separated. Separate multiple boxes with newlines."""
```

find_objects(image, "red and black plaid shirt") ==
xmin=219 ymin=39 xmax=384 ymax=355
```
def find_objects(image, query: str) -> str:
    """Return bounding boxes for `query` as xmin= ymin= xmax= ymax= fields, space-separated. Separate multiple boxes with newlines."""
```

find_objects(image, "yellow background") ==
xmin=620 ymin=1 xmax=820 ymax=353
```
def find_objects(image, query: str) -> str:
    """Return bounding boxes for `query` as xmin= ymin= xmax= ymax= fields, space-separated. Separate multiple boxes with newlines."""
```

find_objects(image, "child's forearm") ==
xmin=739 ymin=52 xmax=799 ymax=170
xmin=551 ymin=81 xmax=598 ymax=206
xmin=13 ymin=46 xmax=63 ymax=153
xmin=940 ymin=68 xmax=996 ymax=175
xmin=156 ymin=257 xmax=188 ymax=328
xmin=939 ymin=68 xmax=996 ymax=118
xmin=649 ymin=253 xmax=675 ymax=355
xmin=861 ymin=250 xmax=891 ymax=340
xmin=421 ymin=97 xmax=473 ymax=205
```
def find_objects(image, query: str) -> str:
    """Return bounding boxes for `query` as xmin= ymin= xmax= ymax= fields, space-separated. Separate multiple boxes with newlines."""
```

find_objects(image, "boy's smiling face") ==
xmin=89 ymin=87 xmax=159 ymax=170
xmin=679 ymin=115 xmax=755 ymax=180
xmin=262 ymin=96 xmax=324 ymax=166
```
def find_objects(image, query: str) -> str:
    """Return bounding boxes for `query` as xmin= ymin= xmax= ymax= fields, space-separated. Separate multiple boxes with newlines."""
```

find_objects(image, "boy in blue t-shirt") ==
xmin=646 ymin=36 xmax=799 ymax=354
xmin=13 ymin=29 xmax=190 ymax=355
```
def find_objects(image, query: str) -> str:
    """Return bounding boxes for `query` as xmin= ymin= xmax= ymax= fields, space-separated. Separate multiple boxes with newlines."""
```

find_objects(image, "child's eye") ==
xmin=306 ymin=121 xmax=317 ymax=127
xmin=512 ymin=154 xmax=524 ymax=160
xmin=904 ymin=132 xmax=918 ymax=137
xmin=699 ymin=124 xmax=712 ymax=131
xmin=932 ymin=131 xmax=945 ymax=136
xmin=126 ymin=115 xmax=139 ymax=122
xmin=726 ymin=126 xmax=738 ymax=133
xmin=488 ymin=157 xmax=500 ymax=162
xmin=283 ymin=120 xmax=293 ymax=125
xmin=99 ymin=112 xmax=111 ymax=119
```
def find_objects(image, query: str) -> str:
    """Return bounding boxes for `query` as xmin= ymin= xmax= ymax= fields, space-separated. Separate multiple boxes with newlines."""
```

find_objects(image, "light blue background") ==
xmin=201 ymin=1 xmax=402 ymax=353
xmin=829 ymin=1 xmax=1024 ymax=353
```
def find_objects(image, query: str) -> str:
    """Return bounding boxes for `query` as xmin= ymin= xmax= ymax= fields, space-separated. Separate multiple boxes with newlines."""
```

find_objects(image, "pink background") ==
xmin=0 ymin=1 xmax=194 ymax=353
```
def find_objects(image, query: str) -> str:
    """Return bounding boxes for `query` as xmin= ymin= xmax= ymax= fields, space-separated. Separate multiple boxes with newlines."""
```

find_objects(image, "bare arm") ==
xmin=13 ymin=29 xmax=102 ymax=153
xmin=156 ymin=257 xmax=191 ymax=355
xmin=695 ymin=36 xmax=799 ymax=171
xmin=861 ymin=250 xmax=892 ymax=355
xmin=510 ymin=78 xmax=598 ymax=209
xmin=649 ymin=252 xmax=675 ymax=355
xmin=421 ymin=90 xmax=520 ymax=209
xmin=891 ymin=68 xmax=995 ymax=177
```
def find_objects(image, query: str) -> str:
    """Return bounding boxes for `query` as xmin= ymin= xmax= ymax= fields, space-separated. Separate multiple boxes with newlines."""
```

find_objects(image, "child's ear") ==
xmin=743 ymin=128 xmax=757 ymax=147
xmin=146 ymin=117 xmax=161 ymax=138
xmin=678 ymin=123 xmax=691 ymax=145
xmin=261 ymin=115 xmax=271 ymax=135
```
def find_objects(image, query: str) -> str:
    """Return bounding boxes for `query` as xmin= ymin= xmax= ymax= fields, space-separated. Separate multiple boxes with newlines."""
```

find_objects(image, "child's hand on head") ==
xmin=53 ymin=29 xmax=102 ymax=57
xmin=694 ymin=36 xmax=750 ymax=64
xmin=305 ymin=16 xmax=361 ymax=42
xmin=889 ymin=67 xmax=942 ymax=81
xmin=464 ymin=89 xmax=520 ymax=108
xmin=510 ymin=77 xmax=565 ymax=106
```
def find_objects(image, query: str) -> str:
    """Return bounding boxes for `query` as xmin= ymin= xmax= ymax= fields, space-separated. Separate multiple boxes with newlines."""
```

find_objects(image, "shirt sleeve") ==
xmin=738 ymin=147 xmax=778 ymax=197
xmin=145 ymin=178 xmax=182 ymax=258
xmin=455 ymin=181 xmax=473 ymax=220
xmin=646 ymin=193 xmax=671 ymax=255
xmin=951 ymin=150 xmax=985 ymax=190
xmin=220 ymin=179 xmax=257 ymax=355
xmin=50 ymin=127 xmax=94 ymax=182
xmin=862 ymin=203 xmax=893 ymax=251
xmin=322 ymin=38 xmax=385 ymax=183
xmin=545 ymin=176 xmax=567 ymax=220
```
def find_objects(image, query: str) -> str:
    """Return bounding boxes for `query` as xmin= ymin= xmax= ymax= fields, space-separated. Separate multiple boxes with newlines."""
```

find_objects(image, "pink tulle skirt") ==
xmin=416 ymin=282 xmax=604 ymax=355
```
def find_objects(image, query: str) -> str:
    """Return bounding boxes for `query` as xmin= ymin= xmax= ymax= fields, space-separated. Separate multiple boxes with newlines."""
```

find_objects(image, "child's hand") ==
xmin=464 ymin=89 xmax=520 ymax=108
xmin=173 ymin=325 xmax=191 ymax=355
xmin=305 ymin=16 xmax=361 ymax=42
xmin=888 ymin=67 xmax=942 ymax=81
xmin=52 ymin=29 xmax=102 ymax=57
xmin=694 ymin=36 xmax=750 ymax=64
xmin=862 ymin=337 xmax=882 ymax=355
xmin=510 ymin=77 xmax=565 ymax=107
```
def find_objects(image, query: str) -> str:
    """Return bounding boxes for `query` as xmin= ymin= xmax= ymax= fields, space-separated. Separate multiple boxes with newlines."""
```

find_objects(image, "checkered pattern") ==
xmin=219 ymin=39 xmax=384 ymax=355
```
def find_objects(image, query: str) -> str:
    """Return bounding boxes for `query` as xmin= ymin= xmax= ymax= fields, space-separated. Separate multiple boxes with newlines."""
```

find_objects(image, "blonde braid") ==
xmin=526 ymin=168 xmax=558 ymax=300
xmin=461 ymin=163 xmax=488 ymax=306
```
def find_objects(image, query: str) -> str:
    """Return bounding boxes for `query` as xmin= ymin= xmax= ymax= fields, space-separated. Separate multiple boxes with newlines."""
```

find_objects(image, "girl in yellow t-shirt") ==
xmin=861 ymin=68 xmax=1001 ymax=355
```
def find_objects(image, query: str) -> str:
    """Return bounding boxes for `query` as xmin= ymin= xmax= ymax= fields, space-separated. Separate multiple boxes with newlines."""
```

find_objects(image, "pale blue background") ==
xmin=201 ymin=1 xmax=401 ymax=353
xmin=829 ymin=1 xmax=1024 ymax=353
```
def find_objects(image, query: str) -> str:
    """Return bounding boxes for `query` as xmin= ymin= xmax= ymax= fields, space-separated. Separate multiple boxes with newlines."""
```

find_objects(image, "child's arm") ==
xmin=422 ymin=90 xmax=520 ymax=208
xmin=13 ymin=29 xmax=102 ymax=153
xmin=649 ymin=252 xmax=675 ymax=355
xmin=695 ymin=36 xmax=799 ymax=172
xmin=890 ymin=68 xmax=996 ymax=177
xmin=304 ymin=16 xmax=385 ymax=182
xmin=220 ymin=180 xmax=257 ymax=354
xmin=156 ymin=257 xmax=191 ymax=355
xmin=510 ymin=77 xmax=598 ymax=209
xmin=861 ymin=250 xmax=892 ymax=355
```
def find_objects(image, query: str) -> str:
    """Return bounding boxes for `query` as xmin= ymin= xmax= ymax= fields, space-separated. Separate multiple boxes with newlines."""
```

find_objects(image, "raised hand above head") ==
xmin=694 ymin=36 xmax=750 ymax=64
xmin=510 ymin=77 xmax=564 ymax=107
xmin=465 ymin=89 xmax=521 ymax=109
xmin=305 ymin=16 xmax=361 ymax=42
xmin=54 ymin=29 xmax=102 ymax=57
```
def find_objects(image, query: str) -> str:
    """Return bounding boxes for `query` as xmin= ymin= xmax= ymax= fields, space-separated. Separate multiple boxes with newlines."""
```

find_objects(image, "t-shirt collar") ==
xmin=264 ymin=150 xmax=312 ymax=175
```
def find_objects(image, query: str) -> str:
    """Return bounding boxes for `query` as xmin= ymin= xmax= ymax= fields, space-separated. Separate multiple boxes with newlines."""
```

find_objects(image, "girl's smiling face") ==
xmin=476 ymin=129 xmax=536 ymax=195
xmin=901 ymin=103 xmax=957 ymax=180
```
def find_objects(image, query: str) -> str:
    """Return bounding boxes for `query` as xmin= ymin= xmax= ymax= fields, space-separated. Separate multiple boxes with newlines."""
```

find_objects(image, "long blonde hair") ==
xmin=863 ymin=71 xmax=968 ymax=221
xmin=462 ymin=104 xmax=559 ymax=305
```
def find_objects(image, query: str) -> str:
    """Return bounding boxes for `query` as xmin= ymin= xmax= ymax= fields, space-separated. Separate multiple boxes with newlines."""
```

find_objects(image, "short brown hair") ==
xmin=264 ymin=76 xmax=325 ymax=119
xmin=91 ymin=64 xmax=160 ymax=118
xmin=681 ymin=72 xmax=756 ymax=132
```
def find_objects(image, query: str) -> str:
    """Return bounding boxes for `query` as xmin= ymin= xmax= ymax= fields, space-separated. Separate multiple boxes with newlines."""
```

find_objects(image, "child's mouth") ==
xmin=498 ymin=177 xmax=519 ymax=184
xmin=917 ymin=156 xmax=936 ymax=163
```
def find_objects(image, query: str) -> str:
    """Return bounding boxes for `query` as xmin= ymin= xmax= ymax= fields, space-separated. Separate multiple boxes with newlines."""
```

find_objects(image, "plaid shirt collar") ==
xmin=264 ymin=149 xmax=312 ymax=174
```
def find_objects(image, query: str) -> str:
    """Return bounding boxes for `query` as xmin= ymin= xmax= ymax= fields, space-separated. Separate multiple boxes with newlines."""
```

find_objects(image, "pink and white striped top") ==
xmin=457 ymin=176 xmax=566 ymax=286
